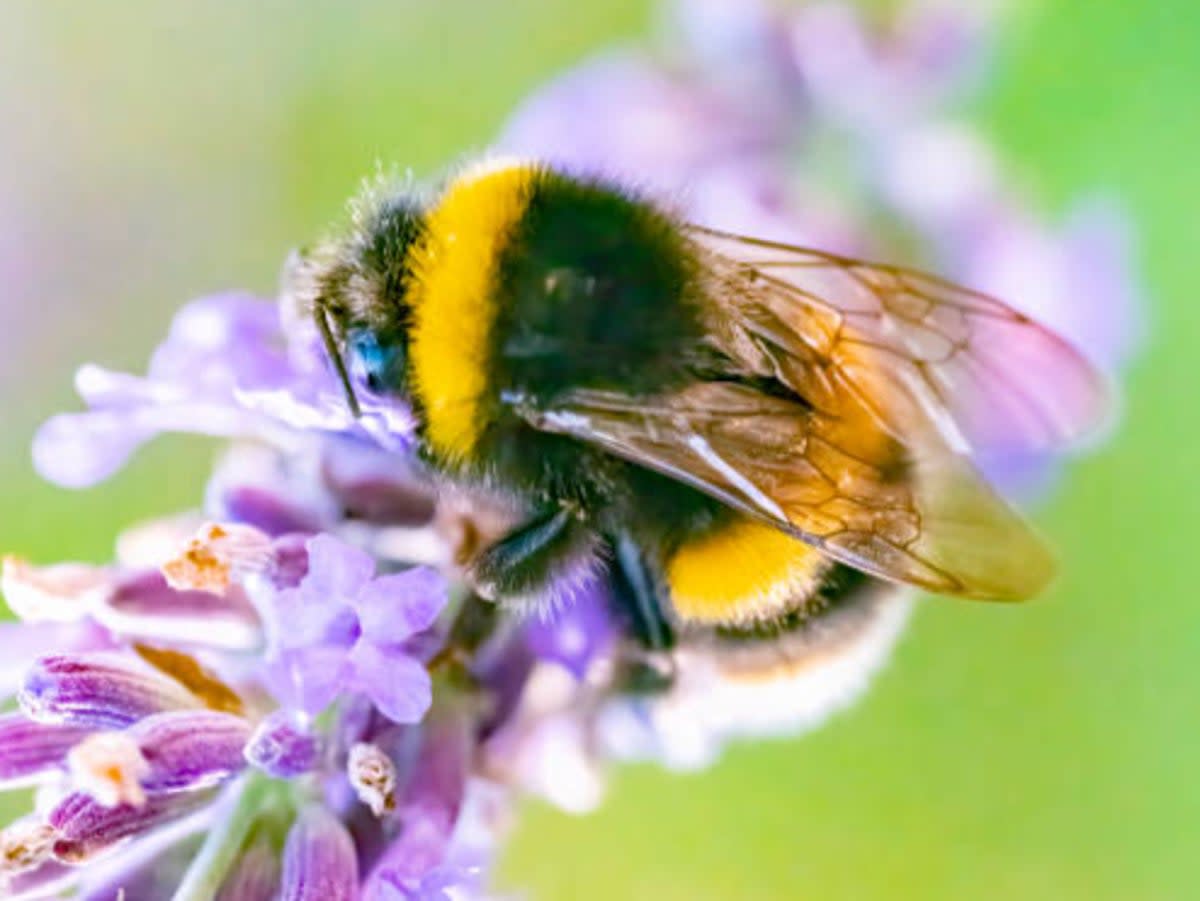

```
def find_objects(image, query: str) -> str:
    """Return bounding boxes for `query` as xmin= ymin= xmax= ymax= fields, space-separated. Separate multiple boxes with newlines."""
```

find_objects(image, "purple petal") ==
xmin=893 ymin=1 xmax=993 ymax=99
xmin=217 ymin=839 xmax=281 ymax=901
xmin=305 ymin=534 xmax=377 ymax=599
xmin=147 ymin=294 xmax=292 ymax=392
xmin=320 ymin=439 xmax=436 ymax=527
xmin=264 ymin=645 xmax=352 ymax=717
xmin=269 ymin=532 xmax=313 ymax=590
xmin=1 ymin=555 xmax=111 ymax=623
xmin=471 ymin=633 xmax=536 ymax=740
xmin=681 ymin=157 xmax=856 ymax=247
xmin=789 ymin=3 xmax=889 ymax=127
xmin=268 ymin=585 xmax=356 ymax=653
xmin=244 ymin=710 xmax=319 ymax=778
xmin=669 ymin=0 xmax=795 ymax=81
xmin=274 ymin=303 xmax=418 ymax=445
xmin=33 ymin=400 xmax=270 ymax=489
xmin=31 ymin=411 xmax=157 ymax=489
xmin=350 ymin=643 xmax=431 ymax=724
xmin=877 ymin=123 xmax=999 ymax=234
xmin=337 ymin=691 xmax=380 ymax=743
xmin=1050 ymin=199 xmax=1144 ymax=369
xmin=99 ymin=570 xmax=262 ymax=651
xmin=219 ymin=485 xmax=327 ymax=537
xmin=232 ymin=337 xmax=417 ymax=449
xmin=351 ymin=400 xmax=419 ymax=453
xmin=280 ymin=806 xmax=359 ymax=901
xmin=6 ymin=858 xmax=80 ymax=900
xmin=496 ymin=51 xmax=767 ymax=192
xmin=234 ymin=386 xmax=358 ymax=433
xmin=129 ymin=710 xmax=251 ymax=794
xmin=0 ymin=621 xmax=111 ymax=699
xmin=68 ymin=797 xmax=211 ymax=897
xmin=49 ymin=788 xmax=215 ymax=863
xmin=19 ymin=653 xmax=201 ymax=729
xmin=353 ymin=568 xmax=448 ymax=646
xmin=979 ymin=450 xmax=1064 ymax=502
xmin=400 ymin=713 xmax=469 ymax=823
xmin=73 ymin=363 xmax=186 ymax=410
xmin=0 ymin=714 xmax=92 ymax=788
xmin=265 ymin=535 xmax=377 ymax=652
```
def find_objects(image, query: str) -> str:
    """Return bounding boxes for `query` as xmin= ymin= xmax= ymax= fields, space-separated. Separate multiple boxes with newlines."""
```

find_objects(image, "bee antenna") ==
xmin=313 ymin=301 xmax=363 ymax=419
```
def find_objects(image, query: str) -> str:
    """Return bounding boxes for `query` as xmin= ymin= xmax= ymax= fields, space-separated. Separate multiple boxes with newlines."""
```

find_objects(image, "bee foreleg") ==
xmin=469 ymin=507 xmax=599 ymax=608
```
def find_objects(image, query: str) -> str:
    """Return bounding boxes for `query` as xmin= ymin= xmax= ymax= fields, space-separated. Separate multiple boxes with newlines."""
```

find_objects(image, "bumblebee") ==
xmin=292 ymin=158 xmax=1105 ymax=652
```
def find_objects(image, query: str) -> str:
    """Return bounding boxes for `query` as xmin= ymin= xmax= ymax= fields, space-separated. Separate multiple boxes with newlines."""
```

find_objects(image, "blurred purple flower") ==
xmin=498 ymin=0 xmax=1142 ymax=383
xmin=523 ymin=583 xmax=616 ymax=681
xmin=263 ymin=535 xmax=448 ymax=723
xmin=281 ymin=807 xmax=360 ymax=901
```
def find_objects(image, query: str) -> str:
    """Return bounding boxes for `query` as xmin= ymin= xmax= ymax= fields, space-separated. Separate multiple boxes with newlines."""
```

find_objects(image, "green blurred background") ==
xmin=1 ymin=1 xmax=1195 ymax=898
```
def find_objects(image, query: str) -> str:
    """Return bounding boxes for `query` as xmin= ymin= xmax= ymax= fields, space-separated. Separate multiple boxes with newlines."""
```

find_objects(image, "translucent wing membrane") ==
xmin=688 ymin=225 xmax=1110 ymax=455
xmin=514 ymin=384 xmax=1054 ymax=600
xmin=508 ymin=225 xmax=1104 ymax=600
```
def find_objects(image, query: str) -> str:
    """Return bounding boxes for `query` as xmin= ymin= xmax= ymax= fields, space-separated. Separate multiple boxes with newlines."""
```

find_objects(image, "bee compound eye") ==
xmin=348 ymin=330 xmax=403 ymax=394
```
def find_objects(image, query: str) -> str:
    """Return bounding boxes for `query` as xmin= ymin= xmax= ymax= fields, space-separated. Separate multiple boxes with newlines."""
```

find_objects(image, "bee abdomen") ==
xmin=665 ymin=515 xmax=833 ymax=626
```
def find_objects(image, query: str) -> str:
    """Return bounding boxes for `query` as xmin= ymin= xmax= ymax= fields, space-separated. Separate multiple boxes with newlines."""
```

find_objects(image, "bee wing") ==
xmin=687 ymin=225 xmax=1110 ymax=455
xmin=513 ymin=381 xmax=1054 ymax=600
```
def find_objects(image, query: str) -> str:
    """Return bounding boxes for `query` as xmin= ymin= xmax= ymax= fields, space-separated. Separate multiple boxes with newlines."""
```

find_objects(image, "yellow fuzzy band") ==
xmin=407 ymin=160 xmax=537 ymax=463
xmin=667 ymin=517 xmax=829 ymax=625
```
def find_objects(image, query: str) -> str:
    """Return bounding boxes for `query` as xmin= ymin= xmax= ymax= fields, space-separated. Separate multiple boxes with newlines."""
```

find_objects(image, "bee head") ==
xmin=285 ymin=188 xmax=426 ymax=415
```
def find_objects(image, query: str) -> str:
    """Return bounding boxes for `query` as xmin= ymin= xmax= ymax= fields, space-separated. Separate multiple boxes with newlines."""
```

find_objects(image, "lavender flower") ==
xmin=32 ymin=292 xmax=415 ymax=491
xmin=1 ymin=1 xmax=1140 ymax=898
xmin=262 ymin=534 xmax=447 ymax=723
xmin=281 ymin=807 xmax=359 ymax=900
xmin=0 ymin=520 xmax=472 ymax=899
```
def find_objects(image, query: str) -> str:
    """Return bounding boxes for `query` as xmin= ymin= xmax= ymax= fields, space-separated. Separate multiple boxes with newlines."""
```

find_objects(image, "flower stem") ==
xmin=171 ymin=773 xmax=279 ymax=901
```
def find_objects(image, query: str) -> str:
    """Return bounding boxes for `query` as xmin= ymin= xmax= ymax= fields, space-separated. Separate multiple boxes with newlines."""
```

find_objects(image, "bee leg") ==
xmin=607 ymin=533 xmax=677 ymax=693
xmin=610 ymin=533 xmax=675 ymax=653
xmin=470 ymin=507 xmax=597 ymax=606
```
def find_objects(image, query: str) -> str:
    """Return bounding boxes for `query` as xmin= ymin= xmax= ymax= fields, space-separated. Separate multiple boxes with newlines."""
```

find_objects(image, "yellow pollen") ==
xmin=160 ymin=522 xmax=272 ymax=595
